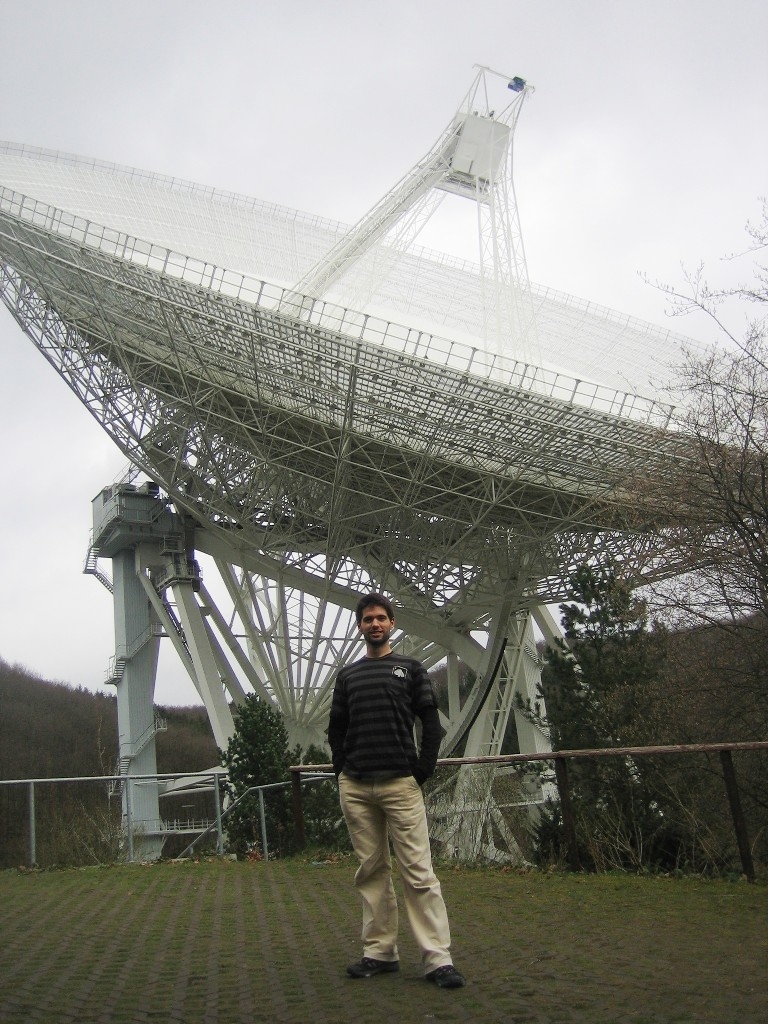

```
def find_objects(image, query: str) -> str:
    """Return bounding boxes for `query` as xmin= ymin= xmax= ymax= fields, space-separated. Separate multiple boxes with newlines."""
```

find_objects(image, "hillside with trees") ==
xmin=0 ymin=658 xmax=219 ymax=867
xmin=0 ymin=660 xmax=118 ymax=781
xmin=0 ymin=658 xmax=220 ymax=779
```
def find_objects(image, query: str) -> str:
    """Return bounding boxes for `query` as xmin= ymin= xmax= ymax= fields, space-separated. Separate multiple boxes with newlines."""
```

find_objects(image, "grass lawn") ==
xmin=1 ymin=857 xmax=765 ymax=1023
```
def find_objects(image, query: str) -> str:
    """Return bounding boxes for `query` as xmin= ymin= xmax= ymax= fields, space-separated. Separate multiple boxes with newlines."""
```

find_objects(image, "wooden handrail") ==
xmin=289 ymin=739 xmax=768 ymax=775
xmin=289 ymin=739 xmax=768 ymax=881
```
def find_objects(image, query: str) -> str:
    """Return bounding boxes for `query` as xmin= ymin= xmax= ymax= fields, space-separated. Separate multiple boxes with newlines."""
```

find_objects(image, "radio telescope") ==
xmin=0 ymin=68 xmax=694 ymax=857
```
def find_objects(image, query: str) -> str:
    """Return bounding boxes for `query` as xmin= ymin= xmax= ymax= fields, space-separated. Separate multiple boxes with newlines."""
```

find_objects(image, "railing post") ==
xmin=213 ymin=774 xmax=224 ymax=855
xmin=27 ymin=781 xmax=36 ymax=868
xmin=125 ymin=777 xmax=134 ymax=863
xmin=258 ymin=789 xmax=269 ymax=862
xmin=719 ymin=750 xmax=755 ymax=883
xmin=291 ymin=770 xmax=306 ymax=849
xmin=553 ymin=756 xmax=580 ymax=871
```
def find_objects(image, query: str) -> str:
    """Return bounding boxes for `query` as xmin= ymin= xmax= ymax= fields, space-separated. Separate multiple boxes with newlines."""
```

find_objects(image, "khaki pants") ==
xmin=338 ymin=772 xmax=452 ymax=973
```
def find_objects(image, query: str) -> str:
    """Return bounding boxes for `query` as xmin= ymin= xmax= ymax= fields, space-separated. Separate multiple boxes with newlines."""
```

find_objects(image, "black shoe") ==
xmin=425 ymin=964 xmax=466 ymax=988
xmin=346 ymin=957 xmax=400 ymax=978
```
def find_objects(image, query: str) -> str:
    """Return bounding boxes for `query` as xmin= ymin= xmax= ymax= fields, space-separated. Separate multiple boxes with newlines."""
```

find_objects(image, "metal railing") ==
xmin=0 ymin=770 xmax=334 ymax=867
xmin=4 ymin=742 xmax=765 ymax=875
xmin=0 ymin=771 xmax=223 ymax=866
xmin=289 ymin=740 xmax=768 ymax=882
xmin=174 ymin=774 xmax=331 ymax=862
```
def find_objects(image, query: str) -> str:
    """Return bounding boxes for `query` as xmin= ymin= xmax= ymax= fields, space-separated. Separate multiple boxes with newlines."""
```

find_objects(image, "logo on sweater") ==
xmin=392 ymin=666 xmax=407 ymax=679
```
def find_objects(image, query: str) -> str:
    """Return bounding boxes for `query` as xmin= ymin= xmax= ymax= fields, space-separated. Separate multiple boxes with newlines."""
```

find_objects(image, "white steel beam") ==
xmin=170 ymin=582 xmax=236 ymax=751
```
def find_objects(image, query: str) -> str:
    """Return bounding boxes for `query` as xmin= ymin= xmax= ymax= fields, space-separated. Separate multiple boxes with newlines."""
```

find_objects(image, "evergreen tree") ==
xmin=289 ymin=743 xmax=351 ymax=852
xmin=220 ymin=701 xmax=350 ymax=857
xmin=220 ymin=695 xmax=292 ymax=858
xmin=535 ymin=563 xmax=672 ymax=871
xmin=543 ymin=563 xmax=666 ymax=751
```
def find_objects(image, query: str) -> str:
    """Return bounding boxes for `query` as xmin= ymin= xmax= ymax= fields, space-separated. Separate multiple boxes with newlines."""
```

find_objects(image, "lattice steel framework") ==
xmin=0 ymin=71 xmax=697 ymax=828
xmin=283 ymin=67 xmax=538 ymax=363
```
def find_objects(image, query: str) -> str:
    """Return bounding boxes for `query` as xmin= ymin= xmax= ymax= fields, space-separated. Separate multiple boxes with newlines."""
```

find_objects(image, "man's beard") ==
xmin=366 ymin=632 xmax=390 ymax=648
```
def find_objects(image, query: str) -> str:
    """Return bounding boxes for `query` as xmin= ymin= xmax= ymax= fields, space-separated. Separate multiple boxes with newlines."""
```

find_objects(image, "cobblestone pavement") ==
xmin=0 ymin=859 xmax=765 ymax=1024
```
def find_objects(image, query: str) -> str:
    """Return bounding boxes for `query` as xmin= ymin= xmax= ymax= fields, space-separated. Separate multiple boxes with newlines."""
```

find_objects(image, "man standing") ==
xmin=327 ymin=592 xmax=465 ymax=989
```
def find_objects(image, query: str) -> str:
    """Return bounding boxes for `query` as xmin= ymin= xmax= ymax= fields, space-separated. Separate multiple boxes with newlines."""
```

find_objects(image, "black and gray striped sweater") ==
xmin=327 ymin=652 xmax=442 ymax=783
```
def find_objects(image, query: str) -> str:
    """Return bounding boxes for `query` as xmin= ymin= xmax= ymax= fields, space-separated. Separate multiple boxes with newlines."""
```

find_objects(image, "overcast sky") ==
xmin=1 ymin=0 xmax=766 ymax=704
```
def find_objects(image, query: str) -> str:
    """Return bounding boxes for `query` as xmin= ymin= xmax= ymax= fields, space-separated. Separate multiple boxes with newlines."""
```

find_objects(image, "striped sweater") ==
xmin=327 ymin=652 xmax=442 ymax=782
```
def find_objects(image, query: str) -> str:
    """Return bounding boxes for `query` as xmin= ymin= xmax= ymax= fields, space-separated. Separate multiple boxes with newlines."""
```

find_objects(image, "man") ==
xmin=327 ymin=592 xmax=465 ymax=989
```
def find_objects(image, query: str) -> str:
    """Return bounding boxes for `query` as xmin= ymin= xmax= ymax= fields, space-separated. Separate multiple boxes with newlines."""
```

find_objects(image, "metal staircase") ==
xmin=104 ymin=624 xmax=165 ymax=685
xmin=82 ymin=542 xmax=113 ymax=592
xmin=110 ymin=715 xmax=168 ymax=793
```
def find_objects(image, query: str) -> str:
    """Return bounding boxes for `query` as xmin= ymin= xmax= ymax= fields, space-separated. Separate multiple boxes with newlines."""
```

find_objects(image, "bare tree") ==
xmin=629 ymin=205 xmax=768 ymax=866
xmin=645 ymin=200 xmax=768 ymax=630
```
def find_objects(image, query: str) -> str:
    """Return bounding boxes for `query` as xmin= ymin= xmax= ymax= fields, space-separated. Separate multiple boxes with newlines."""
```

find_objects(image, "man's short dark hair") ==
xmin=355 ymin=592 xmax=395 ymax=625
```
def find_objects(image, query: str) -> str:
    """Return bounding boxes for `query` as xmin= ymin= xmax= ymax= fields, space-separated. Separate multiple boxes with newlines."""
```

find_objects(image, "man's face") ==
xmin=359 ymin=604 xmax=394 ymax=648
